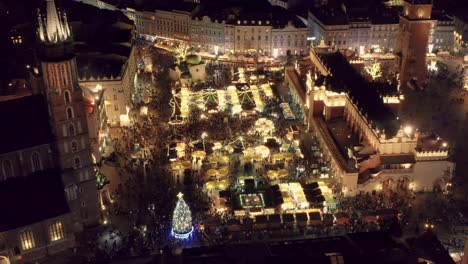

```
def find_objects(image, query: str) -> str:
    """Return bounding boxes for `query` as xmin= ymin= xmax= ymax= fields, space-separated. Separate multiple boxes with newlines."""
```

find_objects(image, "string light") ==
xmin=171 ymin=192 xmax=194 ymax=239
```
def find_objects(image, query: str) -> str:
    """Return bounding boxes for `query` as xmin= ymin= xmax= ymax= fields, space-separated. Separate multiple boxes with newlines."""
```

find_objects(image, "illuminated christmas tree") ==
xmin=171 ymin=192 xmax=194 ymax=239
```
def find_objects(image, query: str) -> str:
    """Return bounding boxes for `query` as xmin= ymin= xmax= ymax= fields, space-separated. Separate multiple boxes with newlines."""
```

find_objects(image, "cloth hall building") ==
xmin=284 ymin=42 xmax=455 ymax=197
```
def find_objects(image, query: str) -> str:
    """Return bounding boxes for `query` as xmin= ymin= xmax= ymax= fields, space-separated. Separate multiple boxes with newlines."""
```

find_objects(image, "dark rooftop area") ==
xmin=0 ymin=169 xmax=69 ymax=232
xmin=318 ymin=52 xmax=399 ymax=138
xmin=405 ymin=0 xmax=433 ymax=5
xmin=0 ymin=94 xmax=53 ymax=154
xmin=113 ymin=231 xmax=452 ymax=263
xmin=135 ymin=0 xmax=197 ymax=12
xmin=406 ymin=231 xmax=455 ymax=264
xmin=327 ymin=118 xmax=360 ymax=164
xmin=309 ymin=5 xmax=349 ymax=26
xmin=63 ymin=1 xmax=133 ymax=79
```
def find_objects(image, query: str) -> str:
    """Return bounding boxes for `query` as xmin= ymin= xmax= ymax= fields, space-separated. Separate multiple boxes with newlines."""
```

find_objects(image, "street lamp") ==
xmin=403 ymin=125 xmax=413 ymax=136
xmin=201 ymin=132 xmax=208 ymax=151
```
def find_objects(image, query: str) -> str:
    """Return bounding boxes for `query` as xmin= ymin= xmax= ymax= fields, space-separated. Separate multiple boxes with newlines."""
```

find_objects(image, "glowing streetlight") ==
xmin=201 ymin=132 xmax=208 ymax=151
xmin=403 ymin=126 xmax=413 ymax=136
xmin=273 ymin=48 xmax=279 ymax=58
xmin=442 ymin=142 xmax=448 ymax=148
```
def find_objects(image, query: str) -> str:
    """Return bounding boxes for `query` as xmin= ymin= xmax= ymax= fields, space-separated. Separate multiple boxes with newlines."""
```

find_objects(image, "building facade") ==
xmin=190 ymin=16 xmax=225 ymax=53
xmin=37 ymin=0 xmax=100 ymax=229
xmin=0 ymin=95 xmax=75 ymax=264
xmin=431 ymin=15 xmax=455 ymax=52
xmin=307 ymin=3 xmax=454 ymax=55
xmin=395 ymin=0 xmax=433 ymax=86
xmin=453 ymin=15 xmax=468 ymax=54
xmin=133 ymin=9 xmax=308 ymax=56
xmin=79 ymin=45 xmax=137 ymax=128
xmin=284 ymin=45 xmax=454 ymax=197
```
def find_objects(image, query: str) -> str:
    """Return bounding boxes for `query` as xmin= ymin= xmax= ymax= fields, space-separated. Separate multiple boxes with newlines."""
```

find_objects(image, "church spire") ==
xmin=38 ymin=0 xmax=71 ymax=43
xmin=37 ymin=9 xmax=46 ymax=42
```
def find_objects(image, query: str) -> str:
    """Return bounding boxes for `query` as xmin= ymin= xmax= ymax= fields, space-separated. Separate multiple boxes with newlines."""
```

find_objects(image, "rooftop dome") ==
xmin=185 ymin=54 xmax=202 ymax=65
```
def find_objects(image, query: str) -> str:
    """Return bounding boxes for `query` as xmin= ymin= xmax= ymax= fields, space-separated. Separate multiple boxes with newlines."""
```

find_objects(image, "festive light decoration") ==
xmin=364 ymin=61 xmax=382 ymax=80
xmin=96 ymin=170 xmax=109 ymax=190
xmin=171 ymin=192 xmax=194 ymax=239
xmin=250 ymin=85 xmax=264 ymax=111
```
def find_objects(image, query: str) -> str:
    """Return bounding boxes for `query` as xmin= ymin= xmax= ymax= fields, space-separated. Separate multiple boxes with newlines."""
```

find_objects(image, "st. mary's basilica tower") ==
xmin=36 ymin=0 xmax=100 ymax=230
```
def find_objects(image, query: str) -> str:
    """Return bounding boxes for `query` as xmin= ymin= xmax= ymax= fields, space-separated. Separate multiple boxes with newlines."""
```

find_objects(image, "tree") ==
xmin=171 ymin=192 xmax=194 ymax=239
xmin=96 ymin=170 xmax=109 ymax=190
xmin=365 ymin=61 xmax=382 ymax=81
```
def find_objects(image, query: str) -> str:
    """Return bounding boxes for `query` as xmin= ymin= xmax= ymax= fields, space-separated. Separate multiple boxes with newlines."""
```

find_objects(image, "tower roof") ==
xmin=37 ymin=0 xmax=71 ymax=44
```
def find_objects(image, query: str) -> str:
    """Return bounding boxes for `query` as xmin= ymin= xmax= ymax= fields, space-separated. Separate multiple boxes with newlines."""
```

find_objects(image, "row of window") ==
xmin=20 ymin=222 xmax=64 ymax=251
xmin=47 ymin=63 xmax=70 ymax=89
xmin=1 ymin=152 xmax=43 ymax=180
xmin=272 ymin=40 xmax=306 ymax=48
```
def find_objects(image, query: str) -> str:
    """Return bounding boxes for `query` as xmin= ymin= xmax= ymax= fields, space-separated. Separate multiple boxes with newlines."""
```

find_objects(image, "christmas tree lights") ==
xmin=171 ymin=192 xmax=194 ymax=239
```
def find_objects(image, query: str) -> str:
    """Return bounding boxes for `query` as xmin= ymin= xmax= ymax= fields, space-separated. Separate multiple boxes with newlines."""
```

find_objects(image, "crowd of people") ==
xmin=68 ymin=41 xmax=468 ymax=264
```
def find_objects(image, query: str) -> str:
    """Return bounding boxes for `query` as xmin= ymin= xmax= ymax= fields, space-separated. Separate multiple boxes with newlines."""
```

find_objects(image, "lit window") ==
xmin=49 ymin=222 xmax=64 ymax=242
xmin=20 ymin=230 xmax=36 ymax=251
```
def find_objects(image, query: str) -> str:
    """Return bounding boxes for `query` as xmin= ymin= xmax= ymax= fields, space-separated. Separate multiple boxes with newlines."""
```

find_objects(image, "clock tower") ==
xmin=395 ymin=0 xmax=434 ymax=88
xmin=36 ymin=0 xmax=100 ymax=229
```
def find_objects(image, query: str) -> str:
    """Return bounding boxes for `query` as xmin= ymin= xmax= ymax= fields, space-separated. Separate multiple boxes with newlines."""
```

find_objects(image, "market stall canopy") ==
xmin=272 ymin=153 xmax=283 ymax=161
xmin=242 ymin=155 xmax=253 ymax=162
xmin=253 ymin=154 xmax=263 ymax=161
xmin=206 ymin=169 xmax=217 ymax=177
xmin=267 ymin=170 xmax=278 ymax=179
xmin=220 ymin=156 xmax=230 ymax=163
xmin=205 ymin=181 xmax=216 ymax=190
xmin=181 ymin=160 xmax=192 ymax=169
xmin=192 ymin=150 xmax=206 ymax=158
xmin=208 ymin=156 xmax=219 ymax=163
xmin=217 ymin=180 xmax=229 ymax=190
xmin=283 ymin=153 xmax=294 ymax=160
xmin=255 ymin=145 xmax=270 ymax=157
xmin=218 ymin=168 xmax=229 ymax=177
xmin=278 ymin=169 xmax=289 ymax=177
xmin=169 ymin=161 xmax=182 ymax=170
xmin=243 ymin=147 xmax=255 ymax=155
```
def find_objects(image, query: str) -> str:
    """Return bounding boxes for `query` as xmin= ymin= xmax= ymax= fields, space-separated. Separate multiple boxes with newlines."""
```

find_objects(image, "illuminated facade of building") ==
xmin=453 ymin=15 xmax=468 ymax=54
xmin=307 ymin=2 xmax=454 ymax=55
xmin=78 ymin=45 xmax=137 ymax=128
xmin=131 ymin=8 xmax=308 ymax=56
xmin=285 ymin=44 xmax=454 ymax=197
xmin=395 ymin=0 xmax=433 ymax=86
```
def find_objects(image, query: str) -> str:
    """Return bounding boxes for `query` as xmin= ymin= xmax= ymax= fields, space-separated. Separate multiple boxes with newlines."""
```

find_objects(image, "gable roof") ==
xmin=0 ymin=94 xmax=53 ymax=154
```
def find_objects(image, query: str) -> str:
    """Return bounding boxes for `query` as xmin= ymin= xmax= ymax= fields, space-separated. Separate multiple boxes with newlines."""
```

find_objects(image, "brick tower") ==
xmin=36 ymin=0 xmax=100 ymax=230
xmin=395 ymin=0 xmax=433 ymax=88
